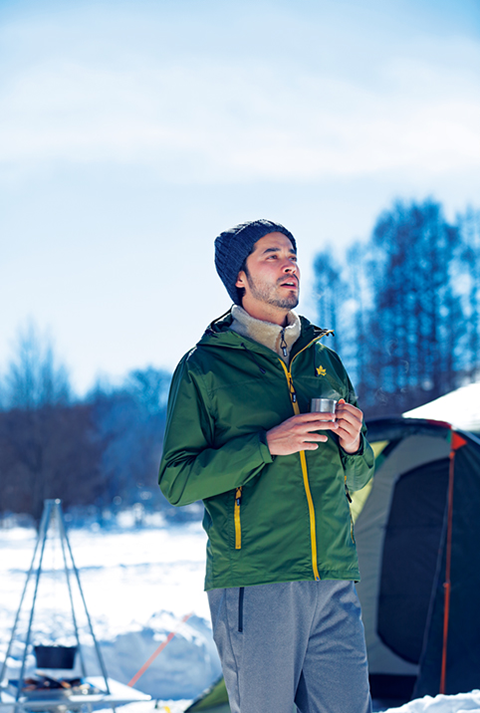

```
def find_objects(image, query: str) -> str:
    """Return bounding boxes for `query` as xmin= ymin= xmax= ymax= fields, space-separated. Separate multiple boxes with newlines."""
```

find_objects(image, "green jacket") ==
xmin=159 ymin=313 xmax=374 ymax=590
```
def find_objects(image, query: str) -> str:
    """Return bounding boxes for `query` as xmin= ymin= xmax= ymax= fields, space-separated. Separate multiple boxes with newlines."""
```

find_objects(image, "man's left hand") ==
xmin=335 ymin=399 xmax=363 ymax=454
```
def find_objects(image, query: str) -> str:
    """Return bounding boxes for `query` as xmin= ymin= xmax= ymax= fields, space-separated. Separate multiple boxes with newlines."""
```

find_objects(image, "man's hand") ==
xmin=335 ymin=399 xmax=363 ymax=454
xmin=266 ymin=412 xmax=338 ymax=456
xmin=266 ymin=399 xmax=364 ymax=456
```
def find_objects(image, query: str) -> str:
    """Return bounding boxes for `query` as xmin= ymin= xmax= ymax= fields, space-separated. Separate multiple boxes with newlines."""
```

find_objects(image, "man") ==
xmin=159 ymin=219 xmax=374 ymax=713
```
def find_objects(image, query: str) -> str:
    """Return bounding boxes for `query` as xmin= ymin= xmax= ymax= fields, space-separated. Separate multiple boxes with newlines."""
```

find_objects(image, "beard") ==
xmin=245 ymin=269 xmax=299 ymax=310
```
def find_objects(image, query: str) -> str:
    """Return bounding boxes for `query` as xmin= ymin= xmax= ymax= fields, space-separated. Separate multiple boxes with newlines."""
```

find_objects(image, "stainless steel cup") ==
xmin=310 ymin=398 xmax=337 ymax=420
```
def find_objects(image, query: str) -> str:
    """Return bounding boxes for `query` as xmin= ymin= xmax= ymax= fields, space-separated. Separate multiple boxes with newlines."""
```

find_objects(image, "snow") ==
xmin=403 ymin=383 xmax=480 ymax=433
xmin=382 ymin=690 xmax=480 ymax=713
xmin=0 ymin=520 xmax=220 ymax=708
xmin=1 ymin=518 xmax=479 ymax=713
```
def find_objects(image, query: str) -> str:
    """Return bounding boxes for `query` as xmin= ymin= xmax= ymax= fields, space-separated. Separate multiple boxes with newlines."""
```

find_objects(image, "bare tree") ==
xmin=90 ymin=368 xmax=171 ymax=511
xmin=360 ymin=199 xmax=463 ymax=414
xmin=458 ymin=207 xmax=480 ymax=381
xmin=313 ymin=198 xmax=471 ymax=418
xmin=0 ymin=321 xmax=74 ymax=524
xmin=313 ymin=248 xmax=346 ymax=357
xmin=3 ymin=320 xmax=70 ymax=409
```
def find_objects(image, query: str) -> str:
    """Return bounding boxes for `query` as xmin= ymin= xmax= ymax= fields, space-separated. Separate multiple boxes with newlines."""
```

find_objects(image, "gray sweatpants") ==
xmin=208 ymin=580 xmax=372 ymax=713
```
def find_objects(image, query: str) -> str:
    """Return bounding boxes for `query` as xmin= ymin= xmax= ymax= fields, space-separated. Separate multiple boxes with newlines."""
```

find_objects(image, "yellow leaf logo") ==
xmin=316 ymin=366 xmax=326 ymax=377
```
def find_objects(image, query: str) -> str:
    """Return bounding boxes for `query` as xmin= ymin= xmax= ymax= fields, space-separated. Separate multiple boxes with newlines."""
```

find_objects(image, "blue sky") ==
xmin=1 ymin=0 xmax=479 ymax=393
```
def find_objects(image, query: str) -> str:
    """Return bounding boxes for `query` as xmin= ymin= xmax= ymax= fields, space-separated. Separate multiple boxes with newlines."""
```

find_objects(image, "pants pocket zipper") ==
xmin=238 ymin=587 xmax=244 ymax=632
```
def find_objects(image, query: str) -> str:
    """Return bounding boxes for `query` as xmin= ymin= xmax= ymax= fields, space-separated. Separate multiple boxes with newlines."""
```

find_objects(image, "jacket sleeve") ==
xmin=340 ymin=431 xmax=375 ymax=492
xmin=158 ymin=354 xmax=273 ymax=506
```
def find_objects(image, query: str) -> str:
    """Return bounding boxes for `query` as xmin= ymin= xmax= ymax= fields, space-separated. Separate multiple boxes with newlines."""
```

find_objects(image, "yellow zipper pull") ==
xmin=288 ymin=374 xmax=297 ymax=403
xmin=234 ymin=487 xmax=242 ymax=550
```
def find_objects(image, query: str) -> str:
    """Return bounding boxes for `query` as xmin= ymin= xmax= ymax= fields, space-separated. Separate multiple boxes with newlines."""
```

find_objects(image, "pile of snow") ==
xmin=403 ymin=382 xmax=480 ymax=433
xmin=90 ymin=612 xmax=220 ymax=699
xmin=383 ymin=690 xmax=480 ymax=713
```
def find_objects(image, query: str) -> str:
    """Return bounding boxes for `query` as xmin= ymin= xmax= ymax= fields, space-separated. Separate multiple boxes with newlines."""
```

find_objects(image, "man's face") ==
xmin=235 ymin=232 xmax=300 ymax=321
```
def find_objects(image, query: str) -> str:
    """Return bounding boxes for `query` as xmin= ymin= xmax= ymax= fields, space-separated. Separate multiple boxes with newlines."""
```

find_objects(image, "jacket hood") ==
xmin=199 ymin=309 xmax=333 ymax=352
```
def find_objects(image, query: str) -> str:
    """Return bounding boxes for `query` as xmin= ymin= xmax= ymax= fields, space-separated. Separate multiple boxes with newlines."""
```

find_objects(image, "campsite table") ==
xmin=0 ymin=677 xmax=151 ymax=712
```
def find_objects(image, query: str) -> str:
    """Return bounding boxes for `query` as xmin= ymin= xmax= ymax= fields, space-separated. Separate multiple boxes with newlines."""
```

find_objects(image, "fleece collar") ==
xmin=229 ymin=305 xmax=301 ymax=364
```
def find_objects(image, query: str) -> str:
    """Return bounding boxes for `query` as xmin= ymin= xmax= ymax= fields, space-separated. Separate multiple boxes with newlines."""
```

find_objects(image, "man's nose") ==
xmin=283 ymin=260 xmax=297 ymax=273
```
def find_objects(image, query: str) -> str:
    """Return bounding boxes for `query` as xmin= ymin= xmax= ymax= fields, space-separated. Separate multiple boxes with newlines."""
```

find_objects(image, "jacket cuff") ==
xmin=340 ymin=433 xmax=374 ymax=468
xmin=259 ymin=430 xmax=275 ymax=464
xmin=340 ymin=436 xmax=365 ymax=458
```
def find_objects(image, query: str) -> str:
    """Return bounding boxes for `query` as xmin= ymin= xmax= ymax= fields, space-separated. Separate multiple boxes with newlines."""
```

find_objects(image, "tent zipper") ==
xmin=278 ymin=336 xmax=323 ymax=581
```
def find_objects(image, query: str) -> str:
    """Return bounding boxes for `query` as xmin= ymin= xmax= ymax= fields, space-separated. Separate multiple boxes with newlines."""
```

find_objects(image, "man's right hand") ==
xmin=266 ymin=412 xmax=338 ymax=456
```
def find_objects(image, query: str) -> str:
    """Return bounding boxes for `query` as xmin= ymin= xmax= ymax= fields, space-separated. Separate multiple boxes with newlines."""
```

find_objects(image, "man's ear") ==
xmin=235 ymin=271 xmax=247 ymax=289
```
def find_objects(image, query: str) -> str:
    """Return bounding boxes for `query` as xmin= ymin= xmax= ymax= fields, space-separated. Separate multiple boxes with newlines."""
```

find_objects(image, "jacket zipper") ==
xmin=278 ymin=337 xmax=323 ymax=581
xmin=234 ymin=487 xmax=242 ymax=549
xmin=344 ymin=475 xmax=352 ymax=502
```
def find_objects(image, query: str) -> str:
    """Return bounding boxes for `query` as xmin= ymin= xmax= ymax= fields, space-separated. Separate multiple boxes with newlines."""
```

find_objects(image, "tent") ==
xmin=354 ymin=417 xmax=480 ymax=702
xmin=185 ymin=676 xmax=229 ymax=712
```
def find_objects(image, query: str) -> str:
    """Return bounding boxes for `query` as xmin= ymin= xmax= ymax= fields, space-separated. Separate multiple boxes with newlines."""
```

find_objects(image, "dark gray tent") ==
xmin=354 ymin=417 xmax=480 ymax=702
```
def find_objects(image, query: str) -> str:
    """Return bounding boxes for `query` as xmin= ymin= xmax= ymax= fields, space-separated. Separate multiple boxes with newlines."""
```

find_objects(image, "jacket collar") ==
xmin=200 ymin=308 xmax=333 ymax=354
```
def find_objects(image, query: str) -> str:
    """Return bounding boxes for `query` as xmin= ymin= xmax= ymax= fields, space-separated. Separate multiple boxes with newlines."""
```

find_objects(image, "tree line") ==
xmin=0 ymin=323 xmax=176 ymax=526
xmin=314 ymin=199 xmax=480 ymax=417
xmin=2 ymin=197 xmax=478 ymax=522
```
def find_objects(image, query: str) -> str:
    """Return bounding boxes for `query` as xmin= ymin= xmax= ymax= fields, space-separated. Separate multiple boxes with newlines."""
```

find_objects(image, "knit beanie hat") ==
xmin=214 ymin=219 xmax=297 ymax=304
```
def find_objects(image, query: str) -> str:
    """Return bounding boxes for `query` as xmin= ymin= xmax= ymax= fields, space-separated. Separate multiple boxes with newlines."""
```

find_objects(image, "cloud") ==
xmin=0 ymin=2 xmax=479 ymax=183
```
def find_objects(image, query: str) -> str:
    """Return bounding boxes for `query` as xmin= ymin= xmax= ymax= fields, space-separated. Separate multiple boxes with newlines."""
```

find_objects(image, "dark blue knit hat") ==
xmin=214 ymin=219 xmax=297 ymax=304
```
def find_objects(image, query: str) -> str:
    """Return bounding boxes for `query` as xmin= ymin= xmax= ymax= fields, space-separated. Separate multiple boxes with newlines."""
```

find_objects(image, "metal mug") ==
xmin=310 ymin=398 xmax=337 ymax=420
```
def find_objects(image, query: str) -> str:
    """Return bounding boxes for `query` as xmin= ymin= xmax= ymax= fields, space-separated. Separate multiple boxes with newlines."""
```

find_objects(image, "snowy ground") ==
xmin=0 ymin=517 xmax=220 ymax=709
xmin=0 ymin=517 xmax=478 ymax=713
xmin=382 ymin=691 xmax=480 ymax=713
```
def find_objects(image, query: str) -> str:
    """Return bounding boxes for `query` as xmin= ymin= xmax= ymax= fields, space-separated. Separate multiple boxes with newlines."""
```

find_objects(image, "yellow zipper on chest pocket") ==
xmin=234 ymin=487 xmax=242 ymax=549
